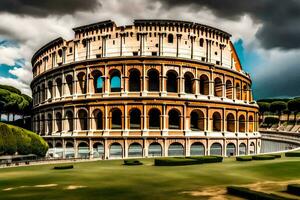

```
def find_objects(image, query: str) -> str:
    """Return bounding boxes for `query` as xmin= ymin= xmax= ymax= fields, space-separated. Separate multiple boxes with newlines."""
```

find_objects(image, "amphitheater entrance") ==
xmin=128 ymin=143 xmax=143 ymax=157
xmin=93 ymin=143 xmax=104 ymax=158
xmin=190 ymin=142 xmax=205 ymax=156
xmin=249 ymin=142 xmax=256 ymax=154
xmin=78 ymin=142 xmax=89 ymax=159
xmin=226 ymin=143 xmax=236 ymax=156
xmin=210 ymin=143 xmax=222 ymax=156
xmin=239 ymin=143 xmax=247 ymax=155
xmin=190 ymin=110 xmax=204 ymax=131
xmin=109 ymin=143 xmax=123 ymax=159
xmin=54 ymin=142 xmax=63 ymax=158
xmin=65 ymin=142 xmax=75 ymax=158
xmin=168 ymin=142 xmax=184 ymax=156
xmin=148 ymin=143 xmax=162 ymax=157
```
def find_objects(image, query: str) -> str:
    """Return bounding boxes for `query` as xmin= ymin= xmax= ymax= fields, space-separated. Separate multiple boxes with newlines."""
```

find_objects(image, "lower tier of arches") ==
xmin=45 ymin=136 xmax=261 ymax=159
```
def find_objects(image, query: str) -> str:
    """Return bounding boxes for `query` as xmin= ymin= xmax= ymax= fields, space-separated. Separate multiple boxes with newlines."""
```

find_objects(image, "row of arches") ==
xmin=34 ymin=108 xmax=256 ymax=134
xmin=49 ymin=141 xmax=256 ymax=159
xmin=33 ymin=68 xmax=251 ymax=105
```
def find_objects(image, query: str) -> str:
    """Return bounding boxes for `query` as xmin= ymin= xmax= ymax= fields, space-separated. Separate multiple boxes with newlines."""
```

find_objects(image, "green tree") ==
xmin=257 ymin=102 xmax=270 ymax=123
xmin=288 ymin=98 xmax=300 ymax=122
xmin=270 ymin=101 xmax=287 ymax=123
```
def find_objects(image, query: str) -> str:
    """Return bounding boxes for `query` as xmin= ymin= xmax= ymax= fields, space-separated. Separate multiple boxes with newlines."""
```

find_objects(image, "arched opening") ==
xmin=210 ymin=143 xmax=222 ymax=156
xmin=226 ymin=80 xmax=233 ymax=99
xmin=168 ymin=34 xmax=174 ymax=43
xmin=41 ymin=84 xmax=45 ymax=102
xmin=149 ymin=108 xmax=161 ymax=129
xmin=168 ymin=142 xmax=184 ymax=156
xmin=65 ymin=142 xmax=75 ymax=158
xmin=78 ymin=109 xmax=88 ymax=130
xmin=190 ymin=110 xmax=205 ymax=131
xmin=167 ymin=70 xmax=178 ymax=93
xmin=200 ymin=38 xmax=204 ymax=47
xmin=200 ymin=74 xmax=209 ymax=95
xmin=94 ymin=110 xmax=103 ymax=130
xmin=239 ymin=143 xmax=247 ymax=155
xmin=129 ymin=109 xmax=141 ymax=129
xmin=78 ymin=142 xmax=89 ymax=159
xmin=239 ymin=115 xmax=246 ymax=132
xmin=48 ymin=81 xmax=53 ymax=99
xmin=109 ymin=143 xmax=123 ymax=158
xmin=214 ymin=77 xmax=223 ymax=97
xmin=242 ymin=85 xmax=247 ymax=101
xmin=190 ymin=142 xmax=205 ymax=156
xmin=111 ymin=109 xmax=122 ymax=129
xmin=93 ymin=142 xmax=104 ymax=158
xmin=110 ymin=70 xmax=121 ymax=92
xmin=41 ymin=115 xmax=45 ymax=135
xmin=47 ymin=113 xmax=53 ymax=134
xmin=65 ymin=110 xmax=74 ymax=132
xmin=77 ymin=72 xmax=87 ymax=94
xmin=236 ymin=83 xmax=241 ymax=100
xmin=168 ymin=109 xmax=180 ymax=129
xmin=226 ymin=143 xmax=236 ymax=156
xmin=148 ymin=143 xmax=162 ymax=157
xmin=36 ymin=86 xmax=40 ymax=103
xmin=55 ymin=78 xmax=62 ymax=98
xmin=128 ymin=143 xmax=143 ymax=157
xmin=93 ymin=70 xmax=103 ymax=93
xmin=148 ymin=69 xmax=159 ymax=91
xmin=66 ymin=75 xmax=73 ymax=95
xmin=249 ymin=116 xmax=254 ymax=132
xmin=249 ymin=142 xmax=255 ymax=154
xmin=226 ymin=113 xmax=235 ymax=132
xmin=212 ymin=112 xmax=222 ymax=132
xmin=55 ymin=112 xmax=62 ymax=132
xmin=184 ymin=72 xmax=194 ymax=94
xmin=129 ymin=69 xmax=141 ymax=92
xmin=54 ymin=142 xmax=63 ymax=158
xmin=36 ymin=116 xmax=40 ymax=134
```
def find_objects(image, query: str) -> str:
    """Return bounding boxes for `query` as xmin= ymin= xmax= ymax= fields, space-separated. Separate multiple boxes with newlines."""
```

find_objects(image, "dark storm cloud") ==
xmin=0 ymin=0 xmax=101 ymax=16
xmin=159 ymin=0 xmax=300 ymax=50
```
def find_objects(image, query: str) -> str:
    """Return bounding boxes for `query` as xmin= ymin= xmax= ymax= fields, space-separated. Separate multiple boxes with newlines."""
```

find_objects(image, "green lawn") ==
xmin=1 ymin=157 xmax=300 ymax=200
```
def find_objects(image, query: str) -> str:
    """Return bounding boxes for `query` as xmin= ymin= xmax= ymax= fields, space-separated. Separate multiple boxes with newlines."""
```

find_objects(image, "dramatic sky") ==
xmin=0 ymin=0 xmax=299 ymax=99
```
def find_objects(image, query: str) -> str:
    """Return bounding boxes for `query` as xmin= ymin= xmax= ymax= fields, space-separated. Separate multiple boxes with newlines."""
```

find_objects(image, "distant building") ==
xmin=31 ymin=20 xmax=260 ymax=159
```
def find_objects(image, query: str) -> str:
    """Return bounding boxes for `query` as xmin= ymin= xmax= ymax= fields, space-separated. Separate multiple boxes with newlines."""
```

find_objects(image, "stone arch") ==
xmin=239 ymin=115 xmax=246 ymax=132
xmin=93 ymin=142 xmax=104 ymax=158
xmin=147 ymin=69 xmax=159 ymax=91
xmin=225 ymin=80 xmax=233 ymax=99
xmin=78 ymin=109 xmax=88 ymax=130
xmin=92 ymin=70 xmax=103 ymax=93
xmin=184 ymin=72 xmax=195 ymax=94
xmin=55 ymin=112 xmax=62 ymax=132
xmin=190 ymin=109 xmax=205 ymax=131
xmin=111 ymin=108 xmax=122 ymax=129
xmin=148 ymin=108 xmax=161 ymax=129
xmin=249 ymin=115 xmax=254 ymax=132
xmin=168 ymin=108 xmax=181 ymax=129
xmin=199 ymin=74 xmax=209 ymax=95
xmin=47 ymin=113 xmax=53 ymax=134
xmin=212 ymin=112 xmax=222 ymax=132
xmin=226 ymin=143 xmax=236 ymax=156
xmin=239 ymin=143 xmax=247 ymax=155
xmin=109 ymin=142 xmax=123 ymax=158
xmin=190 ymin=142 xmax=205 ymax=156
xmin=236 ymin=83 xmax=241 ymax=100
xmin=77 ymin=72 xmax=87 ymax=94
xmin=77 ymin=142 xmax=89 ymax=159
xmin=65 ymin=110 xmax=74 ymax=132
xmin=214 ymin=77 xmax=223 ymax=97
xmin=200 ymin=38 xmax=204 ymax=47
xmin=65 ymin=74 xmax=73 ymax=95
xmin=128 ymin=142 xmax=143 ymax=157
xmin=249 ymin=142 xmax=256 ymax=154
xmin=226 ymin=113 xmax=235 ymax=132
xmin=210 ymin=143 xmax=222 ymax=156
xmin=168 ymin=34 xmax=174 ymax=43
xmin=65 ymin=141 xmax=75 ymax=158
xmin=129 ymin=108 xmax=141 ymax=129
xmin=166 ymin=70 xmax=178 ymax=93
xmin=168 ymin=142 xmax=184 ymax=156
xmin=129 ymin=69 xmax=141 ymax=92
xmin=40 ymin=114 xmax=45 ymax=135
xmin=242 ymin=84 xmax=248 ymax=101
xmin=148 ymin=142 xmax=162 ymax=157
xmin=93 ymin=109 xmax=103 ymax=130
xmin=110 ymin=69 xmax=121 ymax=92
xmin=48 ymin=81 xmax=53 ymax=99
xmin=55 ymin=78 xmax=62 ymax=98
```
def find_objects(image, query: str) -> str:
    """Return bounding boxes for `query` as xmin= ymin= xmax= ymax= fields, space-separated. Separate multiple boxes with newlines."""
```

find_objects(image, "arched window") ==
xmin=41 ymin=84 xmax=45 ymax=102
xmin=200 ymin=38 xmax=204 ymax=47
xmin=129 ymin=109 xmax=141 ymax=129
xmin=77 ymin=72 xmax=87 ymax=94
xmin=55 ymin=112 xmax=62 ymax=132
xmin=190 ymin=110 xmax=205 ymax=131
xmin=168 ymin=34 xmax=174 ymax=43
xmin=92 ymin=71 xmax=103 ymax=93
xmin=55 ymin=78 xmax=62 ymax=98
xmin=47 ymin=113 xmax=53 ymax=134
xmin=190 ymin=142 xmax=205 ymax=156
xmin=128 ymin=143 xmax=143 ymax=157
xmin=93 ymin=143 xmax=104 ymax=158
xmin=65 ymin=111 xmax=74 ymax=132
xmin=242 ymin=85 xmax=247 ymax=101
xmin=149 ymin=108 xmax=161 ymax=129
xmin=210 ymin=143 xmax=222 ymax=156
xmin=236 ymin=83 xmax=241 ymax=100
xmin=109 ymin=142 xmax=123 ymax=158
xmin=239 ymin=115 xmax=246 ymax=132
xmin=111 ymin=109 xmax=122 ymax=129
xmin=78 ymin=109 xmax=88 ymax=130
xmin=168 ymin=109 xmax=180 ymax=129
xmin=94 ymin=110 xmax=103 ymax=130
xmin=214 ymin=77 xmax=223 ymax=97
xmin=66 ymin=75 xmax=73 ymax=95
xmin=55 ymin=142 xmax=63 ymax=158
xmin=148 ymin=69 xmax=159 ymax=91
xmin=239 ymin=143 xmax=247 ymax=155
xmin=148 ymin=142 xmax=162 ymax=157
xmin=41 ymin=115 xmax=45 ymax=135
xmin=167 ymin=70 xmax=178 ymax=93
xmin=212 ymin=112 xmax=221 ymax=132
xmin=249 ymin=116 xmax=254 ymax=132
xmin=249 ymin=142 xmax=255 ymax=154
xmin=78 ymin=142 xmax=89 ymax=159
xmin=200 ymin=74 xmax=209 ymax=95
xmin=226 ymin=113 xmax=235 ymax=132
xmin=48 ymin=81 xmax=53 ymax=99
xmin=129 ymin=69 xmax=141 ymax=92
xmin=226 ymin=80 xmax=233 ymax=99
xmin=184 ymin=72 xmax=194 ymax=94
xmin=226 ymin=143 xmax=236 ymax=156
xmin=110 ymin=70 xmax=121 ymax=92
xmin=168 ymin=142 xmax=184 ymax=156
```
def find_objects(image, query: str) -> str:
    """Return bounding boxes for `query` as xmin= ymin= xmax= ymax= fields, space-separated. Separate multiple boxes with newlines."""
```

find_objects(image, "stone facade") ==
xmin=31 ymin=20 xmax=260 ymax=159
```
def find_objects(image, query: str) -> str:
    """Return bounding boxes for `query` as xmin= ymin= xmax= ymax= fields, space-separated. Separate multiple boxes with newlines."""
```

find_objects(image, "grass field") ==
xmin=1 ymin=156 xmax=300 ymax=200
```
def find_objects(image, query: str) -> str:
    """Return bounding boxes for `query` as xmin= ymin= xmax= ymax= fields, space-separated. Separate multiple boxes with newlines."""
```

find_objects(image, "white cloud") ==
xmin=0 ymin=77 xmax=31 ymax=95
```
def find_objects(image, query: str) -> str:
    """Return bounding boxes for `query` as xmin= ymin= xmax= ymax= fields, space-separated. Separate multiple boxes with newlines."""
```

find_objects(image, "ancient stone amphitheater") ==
xmin=31 ymin=20 xmax=260 ymax=159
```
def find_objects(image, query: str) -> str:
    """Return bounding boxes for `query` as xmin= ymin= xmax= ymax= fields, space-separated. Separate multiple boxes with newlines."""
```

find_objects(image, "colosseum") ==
xmin=30 ymin=19 xmax=260 ymax=159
